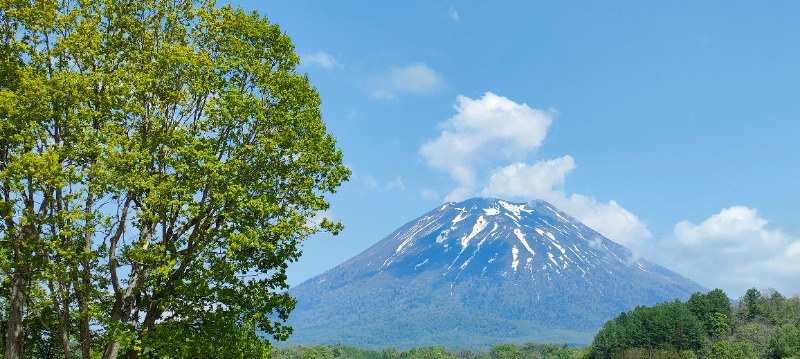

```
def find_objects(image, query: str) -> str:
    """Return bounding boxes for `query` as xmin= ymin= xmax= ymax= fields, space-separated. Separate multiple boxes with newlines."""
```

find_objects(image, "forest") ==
xmin=272 ymin=343 xmax=580 ymax=359
xmin=585 ymin=288 xmax=800 ymax=359
xmin=273 ymin=288 xmax=800 ymax=359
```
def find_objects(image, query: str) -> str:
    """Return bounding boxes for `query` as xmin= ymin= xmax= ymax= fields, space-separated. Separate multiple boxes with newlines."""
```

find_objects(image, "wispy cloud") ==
xmin=385 ymin=176 xmax=406 ymax=191
xmin=369 ymin=63 xmax=445 ymax=99
xmin=449 ymin=7 xmax=460 ymax=21
xmin=420 ymin=92 xmax=650 ymax=246
xmin=352 ymin=171 xmax=405 ymax=192
xmin=301 ymin=51 xmax=339 ymax=69
xmin=420 ymin=188 xmax=440 ymax=200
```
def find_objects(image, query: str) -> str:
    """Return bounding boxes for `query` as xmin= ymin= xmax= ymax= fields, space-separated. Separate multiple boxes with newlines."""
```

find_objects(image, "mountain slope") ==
xmin=284 ymin=198 xmax=705 ymax=349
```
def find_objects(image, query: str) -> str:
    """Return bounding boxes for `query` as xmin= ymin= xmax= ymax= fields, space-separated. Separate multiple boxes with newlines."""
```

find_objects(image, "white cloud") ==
xmin=420 ymin=92 xmax=651 ymax=247
xmin=351 ymin=171 xmax=406 ymax=192
xmin=361 ymin=175 xmax=379 ymax=189
xmin=420 ymin=189 xmax=440 ymax=200
xmin=300 ymin=51 xmax=339 ymax=69
xmin=449 ymin=8 xmax=460 ymax=21
xmin=417 ymin=92 xmax=800 ymax=297
xmin=420 ymin=92 xmax=553 ymax=197
xmin=481 ymin=157 xmax=575 ymax=200
xmin=369 ymin=63 xmax=445 ymax=99
xmin=650 ymin=207 xmax=800 ymax=296
xmin=385 ymin=176 xmax=406 ymax=191
xmin=554 ymin=195 xmax=652 ymax=249
xmin=479 ymin=157 xmax=651 ymax=247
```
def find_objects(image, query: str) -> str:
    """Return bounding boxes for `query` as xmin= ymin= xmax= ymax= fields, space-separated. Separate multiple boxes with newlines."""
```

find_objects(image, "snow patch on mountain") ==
xmin=415 ymin=259 xmax=429 ymax=270
xmin=286 ymin=197 xmax=708 ymax=349
xmin=461 ymin=215 xmax=488 ymax=248
xmin=499 ymin=200 xmax=532 ymax=219
xmin=514 ymin=228 xmax=536 ymax=257
xmin=484 ymin=206 xmax=500 ymax=216
xmin=436 ymin=229 xmax=450 ymax=243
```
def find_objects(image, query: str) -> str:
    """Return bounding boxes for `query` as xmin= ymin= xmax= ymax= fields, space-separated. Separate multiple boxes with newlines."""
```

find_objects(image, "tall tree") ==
xmin=687 ymin=289 xmax=733 ymax=339
xmin=0 ymin=1 xmax=349 ymax=358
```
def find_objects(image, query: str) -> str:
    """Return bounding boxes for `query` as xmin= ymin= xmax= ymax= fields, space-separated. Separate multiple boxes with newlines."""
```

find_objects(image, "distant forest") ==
xmin=586 ymin=288 xmax=800 ymax=359
xmin=272 ymin=342 xmax=579 ymax=359
xmin=274 ymin=288 xmax=800 ymax=359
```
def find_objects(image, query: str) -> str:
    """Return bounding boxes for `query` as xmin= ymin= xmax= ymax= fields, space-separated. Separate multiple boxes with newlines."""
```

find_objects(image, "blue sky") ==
xmin=240 ymin=1 xmax=800 ymax=297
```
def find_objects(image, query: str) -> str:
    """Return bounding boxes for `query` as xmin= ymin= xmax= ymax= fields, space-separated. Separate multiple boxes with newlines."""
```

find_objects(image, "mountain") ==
xmin=283 ymin=198 xmax=706 ymax=349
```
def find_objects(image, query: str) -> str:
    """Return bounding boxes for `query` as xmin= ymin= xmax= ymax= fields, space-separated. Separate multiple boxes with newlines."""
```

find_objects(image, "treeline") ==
xmin=585 ymin=288 xmax=800 ymax=359
xmin=272 ymin=343 xmax=582 ymax=359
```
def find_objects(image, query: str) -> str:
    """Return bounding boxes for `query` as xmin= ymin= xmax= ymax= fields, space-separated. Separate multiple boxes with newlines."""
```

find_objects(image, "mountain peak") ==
xmin=378 ymin=196 xmax=629 ymax=282
xmin=285 ymin=198 xmax=705 ymax=349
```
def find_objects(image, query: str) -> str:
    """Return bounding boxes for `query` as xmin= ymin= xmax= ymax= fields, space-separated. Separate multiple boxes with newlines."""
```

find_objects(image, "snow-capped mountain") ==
xmin=284 ymin=198 xmax=705 ymax=349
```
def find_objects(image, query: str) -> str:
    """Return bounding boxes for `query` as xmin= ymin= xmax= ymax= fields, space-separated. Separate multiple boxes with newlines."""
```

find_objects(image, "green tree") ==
xmin=687 ymin=289 xmax=733 ymax=339
xmin=741 ymin=288 xmax=764 ymax=321
xmin=490 ymin=344 xmax=521 ymax=359
xmin=0 ymin=1 xmax=348 ymax=359
xmin=761 ymin=289 xmax=789 ymax=326
xmin=402 ymin=346 xmax=455 ymax=359
xmin=708 ymin=312 xmax=732 ymax=341
xmin=381 ymin=348 xmax=401 ymax=359
xmin=709 ymin=341 xmax=752 ymax=359
xmin=766 ymin=325 xmax=800 ymax=359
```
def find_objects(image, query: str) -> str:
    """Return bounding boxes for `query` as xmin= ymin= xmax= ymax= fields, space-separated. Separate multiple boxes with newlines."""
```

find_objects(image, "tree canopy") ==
xmin=586 ymin=288 xmax=800 ymax=359
xmin=0 ymin=1 xmax=349 ymax=358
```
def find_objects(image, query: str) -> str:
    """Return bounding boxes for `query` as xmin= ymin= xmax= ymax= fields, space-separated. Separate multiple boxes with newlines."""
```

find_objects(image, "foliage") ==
xmin=708 ymin=340 xmax=752 ymax=359
xmin=0 ymin=0 xmax=348 ymax=358
xmin=588 ymin=288 xmax=800 ymax=359
xmin=687 ymin=289 xmax=733 ymax=339
xmin=489 ymin=344 xmax=521 ymax=359
xmin=272 ymin=343 xmax=582 ymax=359
xmin=766 ymin=325 xmax=800 ymax=359
xmin=588 ymin=299 xmax=703 ymax=359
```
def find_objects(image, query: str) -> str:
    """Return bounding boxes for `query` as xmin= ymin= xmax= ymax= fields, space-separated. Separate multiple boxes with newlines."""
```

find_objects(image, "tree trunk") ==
xmin=51 ymin=287 xmax=73 ymax=359
xmin=4 ymin=269 xmax=29 ymax=359
xmin=79 ymin=188 xmax=94 ymax=359
xmin=103 ymin=222 xmax=152 ymax=359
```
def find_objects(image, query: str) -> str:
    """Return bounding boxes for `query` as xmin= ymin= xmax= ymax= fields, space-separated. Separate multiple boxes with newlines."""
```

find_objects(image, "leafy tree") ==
xmin=708 ymin=340 xmax=752 ymax=359
xmin=489 ymin=344 xmax=521 ymax=359
xmin=741 ymin=288 xmax=764 ymax=321
xmin=766 ymin=325 xmax=800 ymax=359
xmin=589 ymin=301 xmax=703 ymax=359
xmin=402 ymin=346 xmax=455 ymax=359
xmin=0 ymin=1 xmax=348 ymax=358
xmin=708 ymin=312 xmax=732 ymax=341
xmin=761 ymin=289 xmax=789 ymax=326
xmin=455 ymin=349 xmax=474 ymax=359
xmin=381 ymin=348 xmax=402 ymax=359
xmin=688 ymin=289 xmax=733 ymax=339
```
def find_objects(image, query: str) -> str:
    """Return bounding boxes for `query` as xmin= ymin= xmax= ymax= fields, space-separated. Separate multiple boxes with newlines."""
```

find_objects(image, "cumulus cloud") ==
xmin=554 ymin=195 xmax=652 ymax=249
xmin=369 ymin=63 xmax=445 ymax=99
xmin=479 ymin=157 xmax=651 ymax=247
xmin=420 ymin=92 xmax=552 ymax=195
xmin=301 ymin=51 xmax=339 ymax=69
xmin=651 ymin=207 xmax=800 ymax=296
xmin=481 ymin=157 xmax=575 ymax=200
xmin=420 ymin=92 xmax=651 ymax=246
